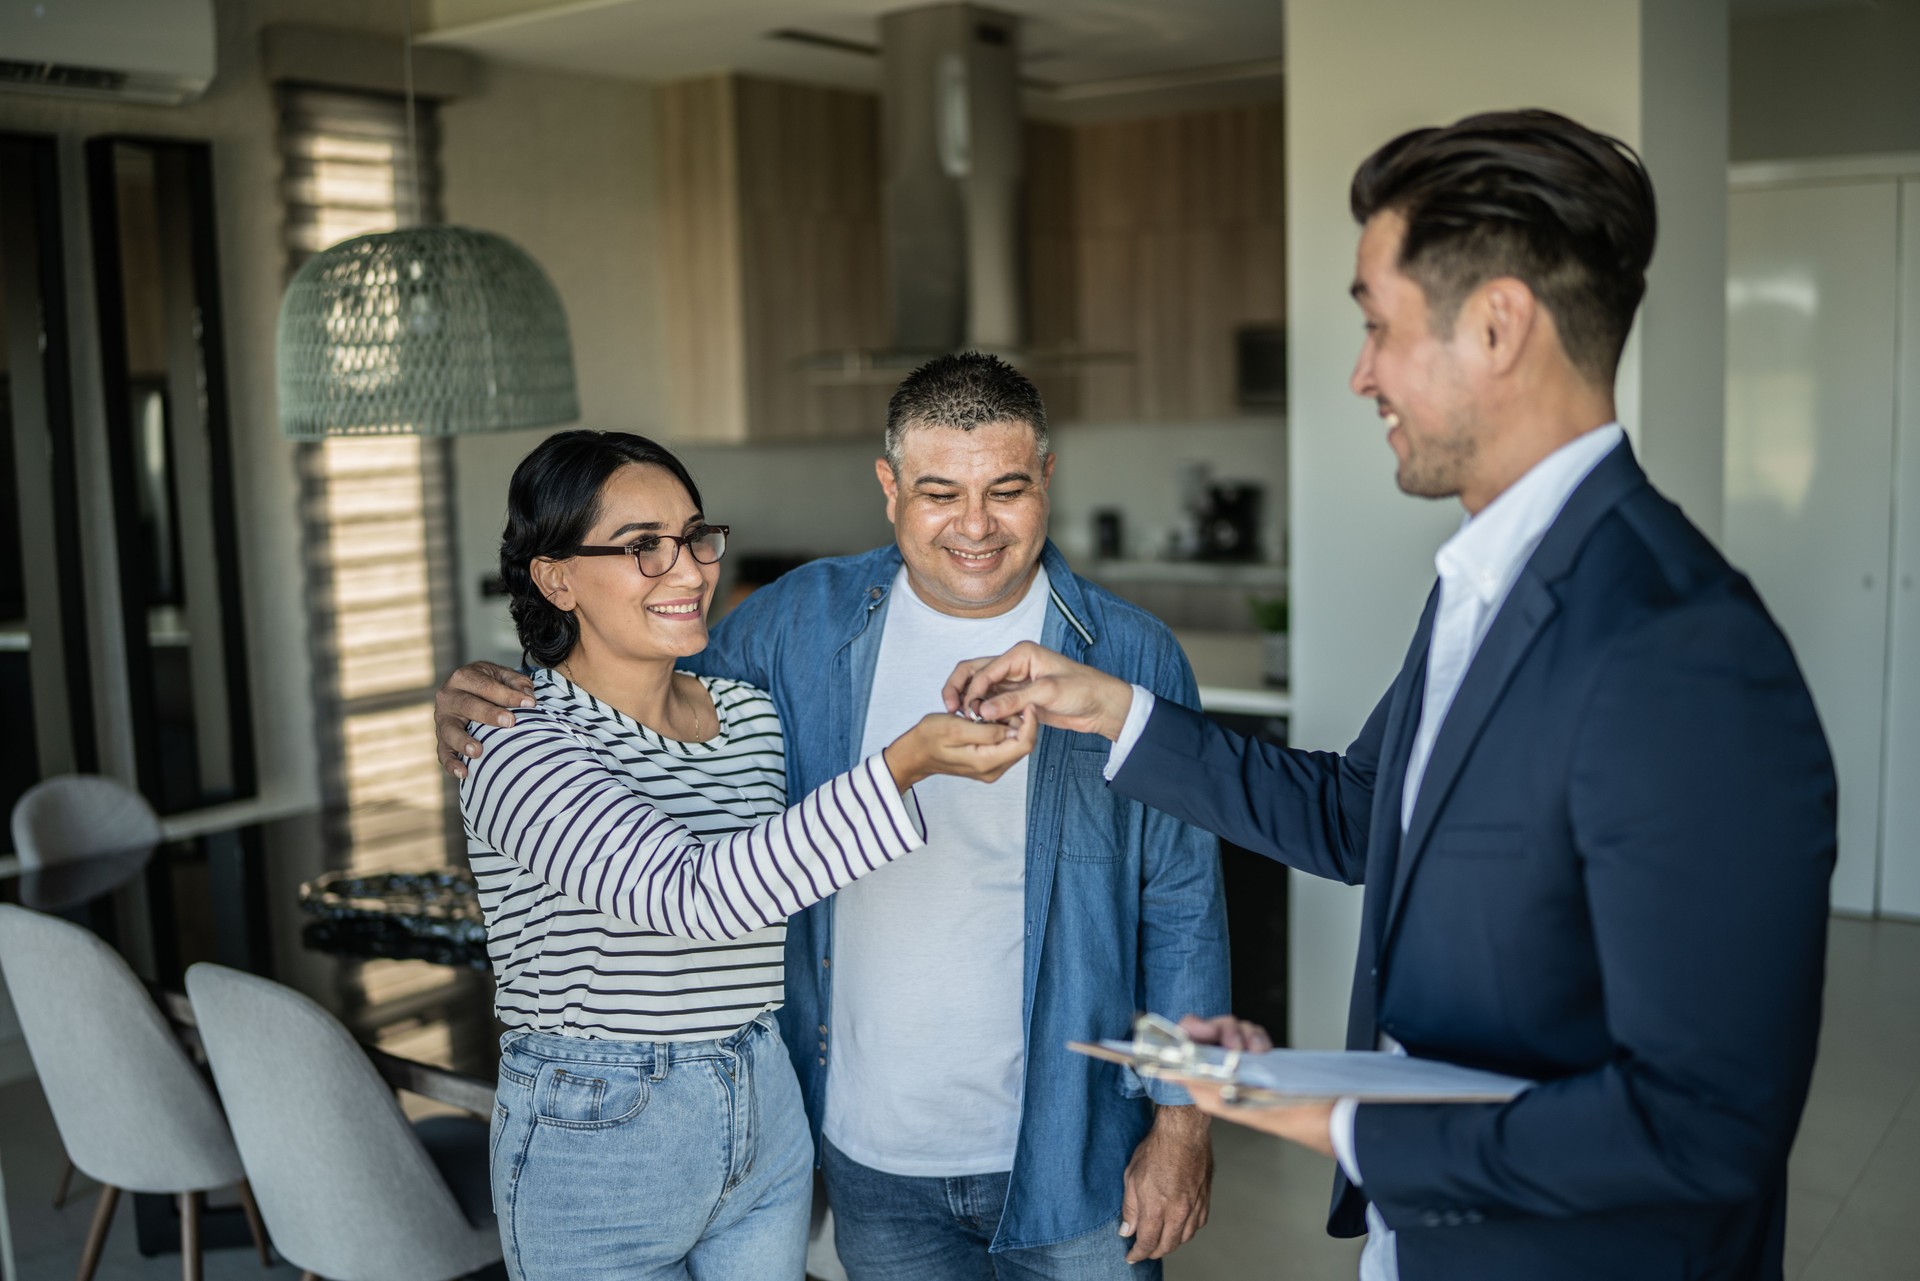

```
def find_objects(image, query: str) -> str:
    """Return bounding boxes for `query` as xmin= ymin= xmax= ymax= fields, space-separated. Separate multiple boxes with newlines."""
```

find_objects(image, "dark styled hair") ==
xmin=500 ymin=430 xmax=705 ymax=668
xmin=1349 ymin=108 xmax=1657 ymax=384
xmin=883 ymin=351 xmax=1049 ymax=472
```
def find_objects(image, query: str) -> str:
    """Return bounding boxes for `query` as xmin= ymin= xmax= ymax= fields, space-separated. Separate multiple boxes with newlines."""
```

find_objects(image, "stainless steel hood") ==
xmin=801 ymin=2 xmax=1127 ymax=382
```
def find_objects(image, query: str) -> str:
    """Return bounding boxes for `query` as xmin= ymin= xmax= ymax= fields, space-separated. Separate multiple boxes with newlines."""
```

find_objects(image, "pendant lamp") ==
xmin=277 ymin=227 xmax=579 ymax=438
xmin=274 ymin=5 xmax=579 ymax=439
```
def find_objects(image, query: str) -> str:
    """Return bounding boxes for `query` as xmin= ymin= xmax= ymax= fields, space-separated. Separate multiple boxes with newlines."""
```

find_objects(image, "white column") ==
xmin=1284 ymin=0 xmax=1728 ymax=1048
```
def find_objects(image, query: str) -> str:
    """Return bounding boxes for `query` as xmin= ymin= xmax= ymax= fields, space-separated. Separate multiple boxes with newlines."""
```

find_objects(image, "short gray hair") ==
xmin=883 ymin=351 xmax=1050 ymax=472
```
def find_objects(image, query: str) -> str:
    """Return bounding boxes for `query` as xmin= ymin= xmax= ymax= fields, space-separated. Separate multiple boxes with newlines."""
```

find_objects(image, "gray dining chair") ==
xmin=7 ymin=774 xmax=164 ymax=1209
xmin=0 ymin=905 xmax=269 ymax=1281
xmin=9 ymin=774 xmax=162 ymax=867
xmin=185 ymin=963 xmax=503 ymax=1281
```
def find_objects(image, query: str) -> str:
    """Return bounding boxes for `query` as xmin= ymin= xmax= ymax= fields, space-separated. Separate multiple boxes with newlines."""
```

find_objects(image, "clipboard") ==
xmin=1070 ymin=1014 xmax=1532 ymax=1106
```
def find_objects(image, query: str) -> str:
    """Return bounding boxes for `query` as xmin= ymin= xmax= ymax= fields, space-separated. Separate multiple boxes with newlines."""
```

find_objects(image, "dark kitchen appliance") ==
xmin=1195 ymin=482 xmax=1264 ymax=562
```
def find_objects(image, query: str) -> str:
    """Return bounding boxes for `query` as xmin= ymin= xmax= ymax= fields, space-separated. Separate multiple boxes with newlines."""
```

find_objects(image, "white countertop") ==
xmin=1086 ymin=559 xmax=1287 ymax=588
xmin=1172 ymin=629 xmax=1291 ymax=718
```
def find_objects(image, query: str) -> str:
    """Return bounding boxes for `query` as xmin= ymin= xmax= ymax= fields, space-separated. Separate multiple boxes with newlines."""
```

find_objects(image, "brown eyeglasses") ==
xmin=569 ymin=525 xmax=730 ymax=578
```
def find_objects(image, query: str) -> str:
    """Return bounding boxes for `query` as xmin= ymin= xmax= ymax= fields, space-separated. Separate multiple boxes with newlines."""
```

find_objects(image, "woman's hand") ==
xmin=884 ymin=710 xmax=1040 ymax=791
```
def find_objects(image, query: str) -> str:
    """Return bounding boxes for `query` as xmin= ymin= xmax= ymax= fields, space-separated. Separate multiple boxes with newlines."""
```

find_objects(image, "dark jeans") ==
xmin=822 ymin=1138 xmax=1159 ymax=1281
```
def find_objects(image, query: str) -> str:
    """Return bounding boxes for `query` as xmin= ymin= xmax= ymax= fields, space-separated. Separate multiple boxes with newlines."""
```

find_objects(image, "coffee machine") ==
xmin=1195 ymin=482 xmax=1265 ymax=562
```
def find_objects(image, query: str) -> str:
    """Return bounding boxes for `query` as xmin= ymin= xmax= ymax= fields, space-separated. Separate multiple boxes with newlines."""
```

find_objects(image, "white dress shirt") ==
xmin=1108 ymin=423 xmax=1626 ymax=1280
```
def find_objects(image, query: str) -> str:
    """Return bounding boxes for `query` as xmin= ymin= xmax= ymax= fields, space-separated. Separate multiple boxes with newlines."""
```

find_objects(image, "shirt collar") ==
xmin=1435 ymin=422 xmax=1626 ymax=605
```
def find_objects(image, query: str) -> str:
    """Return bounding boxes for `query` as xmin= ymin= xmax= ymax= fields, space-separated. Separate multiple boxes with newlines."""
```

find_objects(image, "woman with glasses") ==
xmin=460 ymin=431 xmax=1035 ymax=1280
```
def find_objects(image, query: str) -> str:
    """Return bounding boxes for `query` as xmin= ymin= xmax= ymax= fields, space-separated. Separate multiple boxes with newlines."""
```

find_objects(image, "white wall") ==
xmin=1635 ymin=0 xmax=1729 ymax=540
xmin=1283 ymin=0 xmax=1728 ymax=1049
xmin=439 ymin=62 xmax=663 ymax=663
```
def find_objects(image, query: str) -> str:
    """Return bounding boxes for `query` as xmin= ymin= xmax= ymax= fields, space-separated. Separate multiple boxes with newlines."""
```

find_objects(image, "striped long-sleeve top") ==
xmin=459 ymin=666 xmax=926 ymax=1040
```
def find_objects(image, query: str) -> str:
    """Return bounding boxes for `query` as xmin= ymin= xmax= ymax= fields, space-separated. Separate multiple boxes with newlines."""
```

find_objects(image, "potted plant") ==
xmin=1248 ymin=594 xmax=1289 ymax=688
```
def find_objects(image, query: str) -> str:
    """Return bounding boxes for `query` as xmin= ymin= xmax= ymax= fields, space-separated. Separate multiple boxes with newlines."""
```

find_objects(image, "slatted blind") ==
xmin=279 ymin=84 xmax=462 ymax=877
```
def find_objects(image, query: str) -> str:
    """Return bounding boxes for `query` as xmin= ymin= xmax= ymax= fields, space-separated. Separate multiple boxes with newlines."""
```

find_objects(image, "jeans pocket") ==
xmin=535 ymin=1062 xmax=651 ymax=1130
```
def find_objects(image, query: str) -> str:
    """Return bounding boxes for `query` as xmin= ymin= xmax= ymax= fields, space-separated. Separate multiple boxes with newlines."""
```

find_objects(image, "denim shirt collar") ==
xmin=838 ymin=541 xmax=1096 ymax=759
xmin=835 ymin=539 xmax=1096 ymax=647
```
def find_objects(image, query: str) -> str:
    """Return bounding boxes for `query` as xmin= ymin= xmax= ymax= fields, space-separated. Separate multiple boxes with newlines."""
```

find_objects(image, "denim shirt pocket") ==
xmin=1058 ymin=747 xmax=1126 ymax=863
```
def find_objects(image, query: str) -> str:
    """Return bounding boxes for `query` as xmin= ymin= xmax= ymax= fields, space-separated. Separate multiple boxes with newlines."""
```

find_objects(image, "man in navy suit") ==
xmin=945 ymin=110 xmax=1836 ymax=1281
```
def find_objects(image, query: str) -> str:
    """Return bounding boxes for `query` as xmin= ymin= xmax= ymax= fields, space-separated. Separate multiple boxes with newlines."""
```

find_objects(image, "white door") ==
xmin=1880 ymin=180 xmax=1920 ymax=920
xmin=1725 ymin=180 xmax=1901 ymax=916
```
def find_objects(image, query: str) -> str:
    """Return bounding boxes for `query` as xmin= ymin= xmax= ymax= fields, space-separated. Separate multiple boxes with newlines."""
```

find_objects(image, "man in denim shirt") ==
xmin=437 ymin=354 xmax=1229 ymax=1278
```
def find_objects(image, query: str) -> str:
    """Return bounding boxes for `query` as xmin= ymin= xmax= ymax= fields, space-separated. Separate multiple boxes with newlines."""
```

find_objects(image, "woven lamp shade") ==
xmin=276 ymin=225 xmax=580 ymax=439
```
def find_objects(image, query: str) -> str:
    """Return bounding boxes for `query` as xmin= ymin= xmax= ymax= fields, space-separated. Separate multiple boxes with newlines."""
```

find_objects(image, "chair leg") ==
xmin=233 ymin=1180 xmax=271 ymax=1267
xmin=52 ymin=1157 xmax=75 ymax=1209
xmin=178 ymin=1192 xmax=201 ymax=1281
xmin=74 ymin=1185 xmax=119 ymax=1281
xmin=300 ymin=1273 xmax=322 ymax=1281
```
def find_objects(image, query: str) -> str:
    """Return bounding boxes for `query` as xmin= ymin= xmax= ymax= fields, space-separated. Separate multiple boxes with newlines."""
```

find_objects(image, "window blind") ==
xmin=279 ymin=84 xmax=463 ymax=877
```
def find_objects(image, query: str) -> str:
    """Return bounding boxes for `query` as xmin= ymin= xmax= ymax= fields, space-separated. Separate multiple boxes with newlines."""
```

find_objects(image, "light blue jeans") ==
xmin=490 ymin=1015 xmax=811 ymax=1280
xmin=822 ymin=1139 xmax=1157 ymax=1281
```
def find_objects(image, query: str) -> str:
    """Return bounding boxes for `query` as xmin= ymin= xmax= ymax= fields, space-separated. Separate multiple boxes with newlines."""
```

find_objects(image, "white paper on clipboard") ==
xmin=1069 ymin=1038 xmax=1532 ymax=1105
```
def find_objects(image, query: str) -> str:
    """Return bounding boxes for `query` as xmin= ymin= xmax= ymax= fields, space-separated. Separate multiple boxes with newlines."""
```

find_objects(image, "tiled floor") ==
xmin=2 ymin=917 xmax=1914 ymax=1280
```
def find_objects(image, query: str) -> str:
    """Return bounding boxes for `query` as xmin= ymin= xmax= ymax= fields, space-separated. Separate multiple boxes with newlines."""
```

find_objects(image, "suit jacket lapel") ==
xmin=1379 ymin=437 xmax=1649 ymax=947
xmin=1352 ymin=582 xmax=1438 ymax=986
xmin=1386 ymin=577 xmax=1558 ymax=935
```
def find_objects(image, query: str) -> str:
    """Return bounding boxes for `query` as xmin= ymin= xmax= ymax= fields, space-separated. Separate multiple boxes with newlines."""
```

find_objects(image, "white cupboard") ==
xmin=1726 ymin=166 xmax=1920 ymax=919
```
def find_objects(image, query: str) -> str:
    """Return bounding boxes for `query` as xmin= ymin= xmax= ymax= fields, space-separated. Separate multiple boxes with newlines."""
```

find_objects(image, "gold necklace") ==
xmin=675 ymin=675 xmax=705 ymax=738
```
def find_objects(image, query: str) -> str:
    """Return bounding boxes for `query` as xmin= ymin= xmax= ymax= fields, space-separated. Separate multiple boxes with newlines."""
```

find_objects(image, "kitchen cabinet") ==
xmin=656 ymin=74 xmax=891 ymax=443
xmin=1028 ymin=102 xmax=1286 ymax=423
xmin=1724 ymin=165 xmax=1920 ymax=919
xmin=655 ymin=77 xmax=1285 ymax=438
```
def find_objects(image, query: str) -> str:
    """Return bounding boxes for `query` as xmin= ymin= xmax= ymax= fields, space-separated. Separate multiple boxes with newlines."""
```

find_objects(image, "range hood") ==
xmin=801 ymin=2 xmax=1127 ymax=382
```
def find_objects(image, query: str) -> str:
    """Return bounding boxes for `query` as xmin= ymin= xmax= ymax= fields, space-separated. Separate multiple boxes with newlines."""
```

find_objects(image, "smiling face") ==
xmin=545 ymin=462 xmax=718 ymax=665
xmin=1348 ymin=210 xmax=1484 ymax=502
xmin=876 ymin=419 xmax=1054 ymax=618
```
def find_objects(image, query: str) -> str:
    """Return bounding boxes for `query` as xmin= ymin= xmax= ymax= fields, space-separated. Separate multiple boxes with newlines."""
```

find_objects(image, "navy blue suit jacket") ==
xmin=1113 ymin=442 xmax=1836 ymax=1281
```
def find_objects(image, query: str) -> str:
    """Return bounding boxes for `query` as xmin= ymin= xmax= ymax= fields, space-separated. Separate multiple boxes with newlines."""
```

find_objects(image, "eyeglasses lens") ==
xmin=633 ymin=528 xmax=727 ymax=577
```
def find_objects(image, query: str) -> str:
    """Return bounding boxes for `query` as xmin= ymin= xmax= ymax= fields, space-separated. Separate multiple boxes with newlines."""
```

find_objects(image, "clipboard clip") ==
xmin=1130 ymin=1012 xmax=1242 ymax=1082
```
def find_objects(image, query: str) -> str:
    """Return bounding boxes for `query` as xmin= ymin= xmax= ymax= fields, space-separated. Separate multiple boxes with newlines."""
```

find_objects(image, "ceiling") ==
xmin=419 ymin=0 xmax=1892 ymax=110
xmin=421 ymin=0 xmax=1287 ymax=109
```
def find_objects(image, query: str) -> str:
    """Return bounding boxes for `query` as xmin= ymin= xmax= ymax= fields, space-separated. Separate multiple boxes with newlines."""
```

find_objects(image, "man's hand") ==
xmin=434 ymin=662 xmax=536 ymax=779
xmin=1173 ymin=1012 xmax=1334 ymax=1155
xmin=1182 ymin=1087 xmax=1337 ymax=1159
xmin=1119 ymin=1104 xmax=1213 ymax=1263
xmin=941 ymin=641 xmax=1135 ymax=740
xmin=1178 ymin=1013 xmax=1274 ymax=1054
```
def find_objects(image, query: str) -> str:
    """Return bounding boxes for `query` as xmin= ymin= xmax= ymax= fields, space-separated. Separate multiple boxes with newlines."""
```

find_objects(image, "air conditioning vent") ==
xmin=0 ymin=59 xmax=131 ymax=96
xmin=0 ymin=0 xmax=214 ymax=105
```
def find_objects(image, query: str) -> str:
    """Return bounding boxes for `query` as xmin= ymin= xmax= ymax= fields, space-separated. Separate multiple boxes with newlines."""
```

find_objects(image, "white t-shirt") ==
xmin=821 ymin=564 xmax=1049 ymax=1176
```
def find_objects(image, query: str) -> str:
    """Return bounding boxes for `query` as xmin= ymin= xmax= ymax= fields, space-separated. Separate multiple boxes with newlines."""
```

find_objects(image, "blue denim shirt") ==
xmin=684 ymin=540 xmax=1230 ymax=1252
